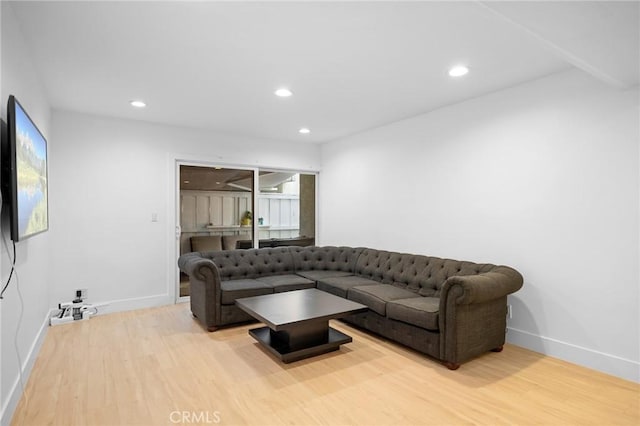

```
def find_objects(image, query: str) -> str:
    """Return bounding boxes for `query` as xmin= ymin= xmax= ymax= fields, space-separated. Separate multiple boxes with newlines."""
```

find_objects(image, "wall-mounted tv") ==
xmin=2 ymin=95 xmax=49 ymax=241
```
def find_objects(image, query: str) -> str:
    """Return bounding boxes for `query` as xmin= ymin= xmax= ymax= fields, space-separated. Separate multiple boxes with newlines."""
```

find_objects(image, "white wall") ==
xmin=0 ymin=2 xmax=53 ymax=424
xmin=320 ymin=69 xmax=639 ymax=382
xmin=49 ymin=110 xmax=320 ymax=310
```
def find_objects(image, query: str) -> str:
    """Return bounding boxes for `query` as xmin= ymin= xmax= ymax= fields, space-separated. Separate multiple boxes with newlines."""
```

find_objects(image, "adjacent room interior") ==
xmin=0 ymin=1 xmax=638 ymax=425
xmin=178 ymin=165 xmax=315 ymax=297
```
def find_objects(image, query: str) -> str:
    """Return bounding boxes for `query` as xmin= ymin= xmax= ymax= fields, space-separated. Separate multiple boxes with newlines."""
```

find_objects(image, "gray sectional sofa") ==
xmin=178 ymin=246 xmax=523 ymax=369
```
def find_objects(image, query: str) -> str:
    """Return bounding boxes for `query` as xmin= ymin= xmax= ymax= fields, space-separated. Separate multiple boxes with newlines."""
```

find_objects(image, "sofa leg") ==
xmin=444 ymin=362 xmax=460 ymax=370
xmin=207 ymin=326 xmax=218 ymax=332
xmin=491 ymin=345 xmax=504 ymax=352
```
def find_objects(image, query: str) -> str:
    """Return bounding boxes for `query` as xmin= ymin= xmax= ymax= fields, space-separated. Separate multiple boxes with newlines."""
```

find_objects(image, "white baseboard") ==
xmin=94 ymin=293 xmax=173 ymax=315
xmin=507 ymin=327 xmax=640 ymax=383
xmin=0 ymin=308 xmax=51 ymax=426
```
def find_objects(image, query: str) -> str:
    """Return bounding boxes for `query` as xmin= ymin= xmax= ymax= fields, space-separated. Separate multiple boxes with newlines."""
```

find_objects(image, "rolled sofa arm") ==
xmin=178 ymin=253 xmax=220 ymax=282
xmin=178 ymin=252 xmax=223 ymax=330
xmin=442 ymin=266 xmax=523 ymax=305
xmin=439 ymin=266 xmax=523 ymax=365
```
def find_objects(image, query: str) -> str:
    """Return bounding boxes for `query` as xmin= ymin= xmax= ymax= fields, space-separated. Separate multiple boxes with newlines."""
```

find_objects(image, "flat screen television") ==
xmin=2 ymin=95 xmax=49 ymax=241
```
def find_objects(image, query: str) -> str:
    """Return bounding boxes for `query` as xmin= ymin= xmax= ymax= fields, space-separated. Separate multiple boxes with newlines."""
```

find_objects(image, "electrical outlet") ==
xmin=507 ymin=304 xmax=513 ymax=319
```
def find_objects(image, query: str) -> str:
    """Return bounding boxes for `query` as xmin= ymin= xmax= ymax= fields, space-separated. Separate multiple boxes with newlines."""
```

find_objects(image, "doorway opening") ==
xmin=178 ymin=165 xmax=255 ymax=297
xmin=253 ymin=170 xmax=315 ymax=247
xmin=175 ymin=163 xmax=317 ymax=300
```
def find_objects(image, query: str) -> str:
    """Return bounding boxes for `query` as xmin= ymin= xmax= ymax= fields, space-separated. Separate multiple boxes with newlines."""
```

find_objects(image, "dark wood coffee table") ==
xmin=235 ymin=288 xmax=367 ymax=363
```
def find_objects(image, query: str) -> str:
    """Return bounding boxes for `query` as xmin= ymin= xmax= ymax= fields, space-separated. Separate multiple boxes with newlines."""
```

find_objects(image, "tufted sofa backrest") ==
xmin=416 ymin=258 xmax=496 ymax=296
xmin=194 ymin=246 xmax=502 ymax=293
xmin=354 ymin=248 xmax=498 ymax=296
xmin=202 ymin=247 xmax=295 ymax=280
xmin=383 ymin=253 xmax=432 ymax=292
xmin=291 ymin=246 xmax=363 ymax=272
xmin=355 ymin=249 xmax=393 ymax=282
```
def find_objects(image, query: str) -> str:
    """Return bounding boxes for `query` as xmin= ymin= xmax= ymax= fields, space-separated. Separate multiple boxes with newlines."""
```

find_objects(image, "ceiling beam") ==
xmin=478 ymin=1 xmax=639 ymax=89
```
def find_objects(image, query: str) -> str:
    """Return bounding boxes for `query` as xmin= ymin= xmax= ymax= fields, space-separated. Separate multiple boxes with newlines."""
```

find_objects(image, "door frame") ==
xmin=170 ymin=157 xmax=319 ymax=304
xmin=175 ymin=160 xmax=258 ymax=303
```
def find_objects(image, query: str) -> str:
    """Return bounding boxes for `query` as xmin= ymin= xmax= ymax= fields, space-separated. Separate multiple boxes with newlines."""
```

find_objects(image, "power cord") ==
xmin=0 ymin=185 xmax=16 ymax=299
xmin=1 ymin=220 xmax=28 ymax=405
xmin=0 ymin=238 xmax=16 ymax=299
xmin=12 ymin=263 xmax=27 ymax=404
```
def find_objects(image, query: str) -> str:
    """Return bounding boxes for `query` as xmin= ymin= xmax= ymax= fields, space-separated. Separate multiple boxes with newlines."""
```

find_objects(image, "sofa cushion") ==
xmin=386 ymin=297 xmax=440 ymax=331
xmin=348 ymin=284 xmax=421 ymax=316
xmin=317 ymin=276 xmax=379 ymax=298
xmin=221 ymin=279 xmax=273 ymax=305
xmin=297 ymin=270 xmax=354 ymax=282
xmin=256 ymin=274 xmax=315 ymax=293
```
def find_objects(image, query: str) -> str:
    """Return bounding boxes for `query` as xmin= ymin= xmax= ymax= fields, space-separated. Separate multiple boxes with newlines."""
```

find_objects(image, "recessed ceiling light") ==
xmin=130 ymin=100 xmax=146 ymax=108
xmin=274 ymin=88 xmax=293 ymax=97
xmin=448 ymin=65 xmax=469 ymax=77
xmin=216 ymin=182 xmax=221 ymax=185
xmin=183 ymin=180 xmax=190 ymax=184
xmin=299 ymin=128 xmax=311 ymax=134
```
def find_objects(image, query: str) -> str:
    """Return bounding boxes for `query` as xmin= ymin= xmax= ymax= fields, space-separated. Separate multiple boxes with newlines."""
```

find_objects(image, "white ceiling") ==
xmin=8 ymin=1 xmax=639 ymax=144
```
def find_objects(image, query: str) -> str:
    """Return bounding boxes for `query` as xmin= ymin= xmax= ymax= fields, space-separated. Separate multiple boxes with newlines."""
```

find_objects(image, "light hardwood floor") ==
xmin=11 ymin=303 xmax=639 ymax=426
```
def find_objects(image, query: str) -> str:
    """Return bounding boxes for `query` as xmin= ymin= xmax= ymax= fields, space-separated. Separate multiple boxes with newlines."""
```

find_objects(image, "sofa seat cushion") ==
xmin=256 ymin=274 xmax=315 ymax=293
xmin=348 ymin=284 xmax=421 ymax=316
xmin=386 ymin=297 xmax=440 ymax=331
xmin=317 ymin=276 xmax=379 ymax=298
xmin=296 ymin=270 xmax=354 ymax=282
xmin=221 ymin=279 xmax=273 ymax=305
